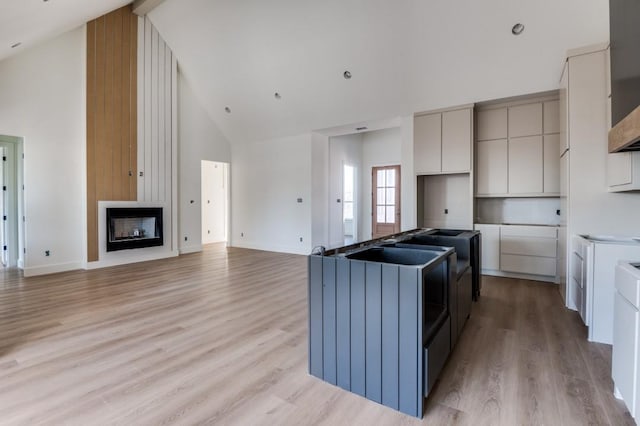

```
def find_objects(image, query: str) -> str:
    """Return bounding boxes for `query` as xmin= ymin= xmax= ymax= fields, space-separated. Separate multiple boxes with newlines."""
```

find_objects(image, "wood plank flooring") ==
xmin=0 ymin=244 xmax=634 ymax=425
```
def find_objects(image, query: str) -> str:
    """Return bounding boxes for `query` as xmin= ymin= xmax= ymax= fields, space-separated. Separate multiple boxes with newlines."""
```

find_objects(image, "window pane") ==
xmin=386 ymin=188 xmax=395 ymax=205
xmin=377 ymin=188 xmax=385 ymax=204
xmin=386 ymin=169 xmax=395 ymax=187
xmin=377 ymin=206 xmax=386 ymax=223
xmin=343 ymin=202 xmax=353 ymax=220
xmin=386 ymin=206 xmax=395 ymax=223
xmin=377 ymin=170 xmax=385 ymax=187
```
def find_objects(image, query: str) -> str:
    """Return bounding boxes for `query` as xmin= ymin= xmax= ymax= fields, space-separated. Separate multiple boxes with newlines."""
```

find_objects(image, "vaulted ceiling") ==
xmin=148 ymin=0 xmax=609 ymax=143
xmin=1 ymin=0 xmax=609 ymax=144
xmin=0 ymin=0 xmax=131 ymax=61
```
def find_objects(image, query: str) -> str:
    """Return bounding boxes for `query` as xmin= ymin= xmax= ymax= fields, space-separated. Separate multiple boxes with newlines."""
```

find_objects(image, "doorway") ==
xmin=0 ymin=135 xmax=24 ymax=269
xmin=372 ymin=165 xmax=401 ymax=238
xmin=201 ymin=161 xmax=229 ymax=245
xmin=342 ymin=164 xmax=357 ymax=245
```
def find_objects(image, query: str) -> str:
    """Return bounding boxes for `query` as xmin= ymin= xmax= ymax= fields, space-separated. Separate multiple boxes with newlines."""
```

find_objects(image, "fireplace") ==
xmin=106 ymin=207 xmax=163 ymax=252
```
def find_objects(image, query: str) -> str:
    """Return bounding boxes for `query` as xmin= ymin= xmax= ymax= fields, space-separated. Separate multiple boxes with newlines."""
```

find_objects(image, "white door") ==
xmin=201 ymin=161 xmax=228 ymax=244
xmin=0 ymin=147 xmax=5 ymax=266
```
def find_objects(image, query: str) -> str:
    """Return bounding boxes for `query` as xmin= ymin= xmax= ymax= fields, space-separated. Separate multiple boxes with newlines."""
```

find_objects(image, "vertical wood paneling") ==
xmin=350 ymin=261 xmax=366 ymax=397
xmin=157 ymin=42 xmax=166 ymax=202
xmin=86 ymin=22 xmax=97 ymax=263
xmin=129 ymin=15 xmax=137 ymax=199
xmin=335 ymin=258 xmax=351 ymax=390
xmin=322 ymin=258 xmax=337 ymax=385
xmin=398 ymin=268 xmax=419 ymax=416
xmin=365 ymin=262 xmax=382 ymax=403
xmin=137 ymin=16 xmax=176 ymax=205
xmin=381 ymin=264 xmax=400 ymax=409
xmin=143 ymin=19 xmax=152 ymax=199
xmin=308 ymin=256 xmax=323 ymax=378
xmin=87 ymin=6 xmax=138 ymax=261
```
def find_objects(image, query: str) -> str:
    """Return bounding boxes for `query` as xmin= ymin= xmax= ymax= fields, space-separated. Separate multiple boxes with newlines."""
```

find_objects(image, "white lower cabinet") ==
xmin=474 ymin=224 xmax=500 ymax=271
xmin=475 ymin=224 xmax=558 ymax=280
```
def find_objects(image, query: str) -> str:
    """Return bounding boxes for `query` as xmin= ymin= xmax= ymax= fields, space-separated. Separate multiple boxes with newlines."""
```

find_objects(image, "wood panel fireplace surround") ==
xmin=106 ymin=207 xmax=163 ymax=252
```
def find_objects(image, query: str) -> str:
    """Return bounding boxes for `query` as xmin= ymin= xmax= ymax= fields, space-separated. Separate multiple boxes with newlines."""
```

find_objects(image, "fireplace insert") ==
xmin=106 ymin=207 xmax=163 ymax=252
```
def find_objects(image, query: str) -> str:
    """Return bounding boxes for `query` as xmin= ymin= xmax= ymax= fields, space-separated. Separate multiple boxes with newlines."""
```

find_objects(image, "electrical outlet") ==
xmin=299 ymin=237 xmax=303 ymax=242
xmin=444 ymin=209 xmax=449 ymax=214
xmin=184 ymin=236 xmax=188 ymax=241
xmin=45 ymin=250 xmax=50 ymax=256
xmin=241 ymin=232 xmax=244 ymax=237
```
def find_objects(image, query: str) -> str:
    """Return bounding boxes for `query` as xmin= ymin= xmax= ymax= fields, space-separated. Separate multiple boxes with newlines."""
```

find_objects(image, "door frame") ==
xmin=0 ymin=135 xmax=24 ymax=268
xmin=371 ymin=165 xmax=401 ymax=238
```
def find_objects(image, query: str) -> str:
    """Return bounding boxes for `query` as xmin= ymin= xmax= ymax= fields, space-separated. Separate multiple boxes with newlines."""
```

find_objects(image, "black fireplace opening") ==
xmin=106 ymin=207 xmax=163 ymax=252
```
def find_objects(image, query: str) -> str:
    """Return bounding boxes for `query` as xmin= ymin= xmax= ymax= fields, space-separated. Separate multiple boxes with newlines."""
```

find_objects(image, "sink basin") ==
xmin=346 ymin=246 xmax=443 ymax=265
xmin=581 ymin=234 xmax=640 ymax=243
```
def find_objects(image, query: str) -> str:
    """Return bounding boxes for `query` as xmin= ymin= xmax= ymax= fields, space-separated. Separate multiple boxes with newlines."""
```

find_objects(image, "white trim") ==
xmin=481 ymin=269 xmax=556 ymax=283
xmin=85 ymin=251 xmax=177 ymax=270
xmin=24 ymin=262 xmax=84 ymax=277
xmin=232 ymin=241 xmax=309 ymax=256
xmin=179 ymin=244 xmax=202 ymax=255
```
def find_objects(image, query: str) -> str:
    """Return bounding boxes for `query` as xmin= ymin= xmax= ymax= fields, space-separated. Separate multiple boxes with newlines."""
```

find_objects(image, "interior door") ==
xmin=372 ymin=165 xmax=401 ymax=238
xmin=0 ymin=146 xmax=5 ymax=266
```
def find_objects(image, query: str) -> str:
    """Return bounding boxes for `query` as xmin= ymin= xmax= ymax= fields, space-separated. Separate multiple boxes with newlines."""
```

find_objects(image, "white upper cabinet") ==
xmin=509 ymin=135 xmax=543 ymax=194
xmin=442 ymin=108 xmax=472 ymax=173
xmin=560 ymin=63 xmax=569 ymax=154
xmin=544 ymin=134 xmax=561 ymax=194
xmin=476 ymin=99 xmax=559 ymax=197
xmin=477 ymin=108 xmax=507 ymax=141
xmin=414 ymin=107 xmax=472 ymax=175
xmin=509 ymin=103 xmax=543 ymax=137
xmin=544 ymin=100 xmax=560 ymax=134
xmin=414 ymin=113 xmax=441 ymax=174
xmin=476 ymin=139 xmax=508 ymax=195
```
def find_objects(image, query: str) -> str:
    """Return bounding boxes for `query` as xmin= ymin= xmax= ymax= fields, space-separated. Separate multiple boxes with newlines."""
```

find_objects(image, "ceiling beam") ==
xmin=132 ymin=0 xmax=166 ymax=16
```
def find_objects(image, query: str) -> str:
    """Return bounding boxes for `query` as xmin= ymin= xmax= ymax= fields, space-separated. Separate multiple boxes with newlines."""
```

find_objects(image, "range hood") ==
xmin=609 ymin=105 xmax=640 ymax=152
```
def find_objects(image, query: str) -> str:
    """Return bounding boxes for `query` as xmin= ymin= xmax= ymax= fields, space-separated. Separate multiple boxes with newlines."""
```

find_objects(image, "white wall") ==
xmin=231 ymin=133 xmax=312 ymax=255
xmin=360 ymin=127 xmax=402 ymax=240
xmin=0 ymin=26 xmax=85 ymax=276
xmin=328 ymin=133 xmax=362 ymax=247
xmin=311 ymin=133 xmax=329 ymax=248
xmin=178 ymin=71 xmax=231 ymax=253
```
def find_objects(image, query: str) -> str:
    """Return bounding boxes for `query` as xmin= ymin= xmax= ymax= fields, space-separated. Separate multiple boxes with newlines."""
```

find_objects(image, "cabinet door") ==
xmin=544 ymin=100 xmax=560 ymax=134
xmin=608 ymin=152 xmax=633 ymax=187
xmin=559 ymin=63 xmax=569 ymax=153
xmin=442 ymin=109 xmax=471 ymax=173
xmin=508 ymin=136 xmax=543 ymax=194
xmin=476 ymin=108 xmax=507 ymax=141
xmin=509 ymin=103 xmax=543 ymax=138
xmin=474 ymin=224 xmax=500 ymax=270
xmin=414 ymin=113 xmax=442 ymax=174
xmin=544 ymin=134 xmax=560 ymax=194
xmin=476 ymin=139 xmax=508 ymax=195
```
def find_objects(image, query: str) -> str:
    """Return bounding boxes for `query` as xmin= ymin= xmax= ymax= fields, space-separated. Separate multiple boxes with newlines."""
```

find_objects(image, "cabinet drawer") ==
xmin=501 ymin=254 xmax=556 ymax=276
xmin=571 ymin=252 xmax=583 ymax=287
xmin=616 ymin=263 xmax=640 ymax=307
xmin=501 ymin=236 xmax=557 ymax=258
xmin=501 ymin=225 xmax=557 ymax=239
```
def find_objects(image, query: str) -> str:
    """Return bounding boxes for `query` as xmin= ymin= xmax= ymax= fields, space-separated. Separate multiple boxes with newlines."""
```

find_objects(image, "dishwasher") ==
xmin=612 ymin=261 xmax=640 ymax=421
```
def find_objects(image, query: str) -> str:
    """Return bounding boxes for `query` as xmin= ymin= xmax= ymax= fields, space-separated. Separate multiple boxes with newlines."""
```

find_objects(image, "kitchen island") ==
xmin=308 ymin=228 xmax=478 ymax=418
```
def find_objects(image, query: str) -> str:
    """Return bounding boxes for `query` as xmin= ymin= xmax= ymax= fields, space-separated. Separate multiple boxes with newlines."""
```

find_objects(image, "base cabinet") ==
xmin=475 ymin=223 xmax=558 ymax=281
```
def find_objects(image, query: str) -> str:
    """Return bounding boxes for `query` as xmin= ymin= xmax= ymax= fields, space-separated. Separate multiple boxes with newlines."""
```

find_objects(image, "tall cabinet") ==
xmin=560 ymin=43 xmax=610 ymax=311
xmin=414 ymin=105 xmax=474 ymax=229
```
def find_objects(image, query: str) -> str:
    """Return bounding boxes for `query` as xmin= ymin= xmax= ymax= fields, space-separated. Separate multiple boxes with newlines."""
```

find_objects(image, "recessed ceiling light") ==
xmin=356 ymin=126 xmax=367 ymax=131
xmin=224 ymin=106 xmax=231 ymax=113
xmin=512 ymin=23 xmax=525 ymax=35
xmin=10 ymin=42 xmax=21 ymax=49
xmin=274 ymin=92 xmax=282 ymax=99
xmin=343 ymin=70 xmax=352 ymax=79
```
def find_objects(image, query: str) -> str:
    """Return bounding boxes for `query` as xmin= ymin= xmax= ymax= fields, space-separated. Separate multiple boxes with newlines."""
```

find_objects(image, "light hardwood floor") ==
xmin=0 ymin=244 xmax=634 ymax=425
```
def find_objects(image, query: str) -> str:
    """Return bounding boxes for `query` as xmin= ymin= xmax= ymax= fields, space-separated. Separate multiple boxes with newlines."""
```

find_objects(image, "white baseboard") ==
xmin=23 ymin=261 xmax=84 ymax=277
xmin=481 ymin=269 xmax=556 ymax=283
xmin=231 ymin=241 xmax=309 ymax=256
xmin=85 ymin=250 xmax=178 ymax=270
xmin=179 ymin=244 xmax=202 ymax=255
